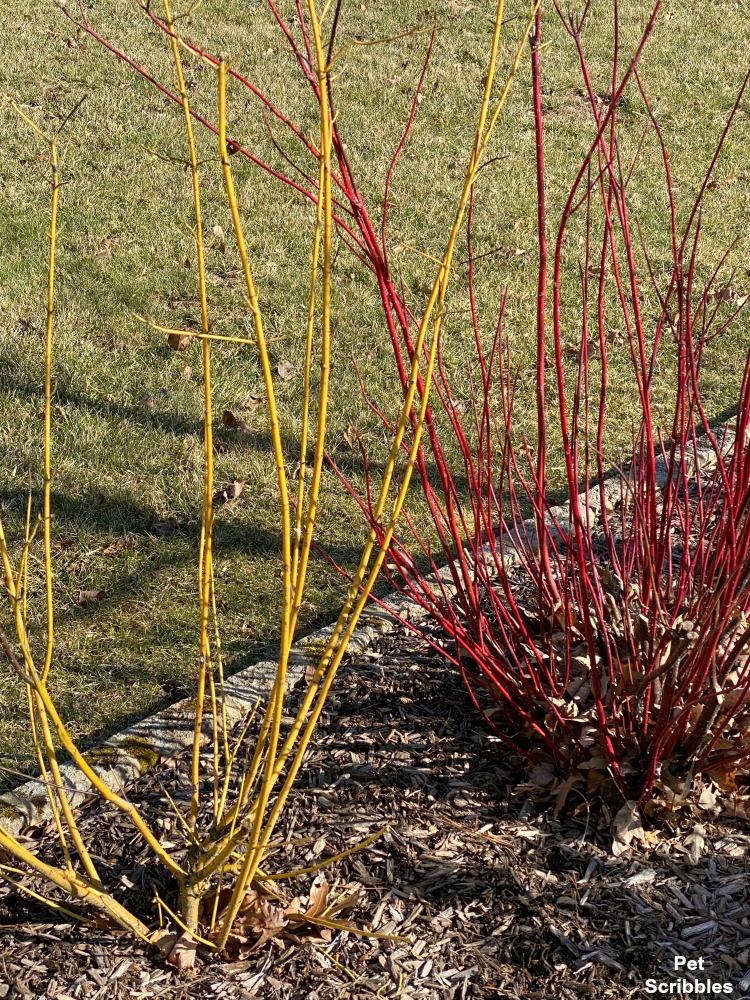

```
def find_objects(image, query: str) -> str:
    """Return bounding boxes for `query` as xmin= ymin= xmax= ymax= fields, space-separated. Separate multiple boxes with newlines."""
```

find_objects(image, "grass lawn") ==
xmin=1 ymin=0 xmax=749 ymax=778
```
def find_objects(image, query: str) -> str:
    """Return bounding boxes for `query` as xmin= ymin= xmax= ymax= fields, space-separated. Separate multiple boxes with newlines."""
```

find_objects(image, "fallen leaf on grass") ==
xmin=245 ymin=395 xmax=263 ymax=411
xmin=213 ymin=481 xmax=245 ymax=507
xmin=102 ymin=537 xmax=130 ymax=557
xmin=95 ymin=236 xmax=118 ymax=262
xmin=564 ymin=338 xmax=600 ymax=361
xmin=167 ymin=332 xmax=192 ymax=351
xmin=342 ymin=422 xmax=358 ymax=450
xmin=276 ymin=360 xmax=296 ymax=381
xmin=211 ymin=225 xmax=227 ymax=254
xmin=75 ymin=589 xmax=105 ymax=606
xmin=52 ymin=538 xmax=75 ymax=554
xmin=222 ymin=410 xmax=254 ymax=434
xmin=37 ymin=404 xmax=65 ymax=420
xmin=707 ymin=285 xmax=733 ymax=305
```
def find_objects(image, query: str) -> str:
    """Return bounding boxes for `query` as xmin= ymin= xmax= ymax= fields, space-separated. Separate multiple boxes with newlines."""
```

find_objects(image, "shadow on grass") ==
xmin=0 ymin=349 xmax=483 ymax=492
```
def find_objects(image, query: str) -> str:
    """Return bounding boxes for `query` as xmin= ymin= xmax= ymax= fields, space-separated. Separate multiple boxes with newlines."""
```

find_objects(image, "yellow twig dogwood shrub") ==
xmin=0 ymin=0 xmax=536 ymax=963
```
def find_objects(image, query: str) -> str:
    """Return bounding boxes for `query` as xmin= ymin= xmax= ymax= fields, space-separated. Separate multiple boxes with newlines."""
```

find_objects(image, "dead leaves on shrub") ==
xmin=516 ymin=745 xmax=750 ymax=856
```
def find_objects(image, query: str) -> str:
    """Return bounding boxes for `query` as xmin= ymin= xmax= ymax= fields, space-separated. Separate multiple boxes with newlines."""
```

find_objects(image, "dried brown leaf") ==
xmin=102 ymin=537 xmax=132 ymax=558
xmin=243 ymin=897 xmax=288 ymax=952
xmin=75 ymin=589 xmax=105 ymax=606
xmin=168 ymin=333 xmax=192 ymax=351
xmin=149 ymin=928 xmax=177 ymax=958
xmin=684 ymin=823 xmax=706 ymax=864
xmin=276 ymin=360 xmax=296 ymax=381
xmin=305 ymin=875 xmax=329 ymax=918
xmin=95 ymin=236 xmax=117 ymax=261
xmin=166 ymin=932 xmax=197 ymax=972
xmin=343 ymin=422 xmax=358 ymax=450
xmin=213 ymin=481 xmax=245 ymax=507
xmin=612 ymin=800 xmax=645 ymax=856
xmin=222 ymin=410 xmax=254 ymax=434
xmin=328 ymin=885 xmax=364 ymax=917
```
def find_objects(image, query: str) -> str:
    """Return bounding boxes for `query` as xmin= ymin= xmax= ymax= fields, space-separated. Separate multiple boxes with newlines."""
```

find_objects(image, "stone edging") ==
xmin=0 ymin=429 xmax=732 ymax=836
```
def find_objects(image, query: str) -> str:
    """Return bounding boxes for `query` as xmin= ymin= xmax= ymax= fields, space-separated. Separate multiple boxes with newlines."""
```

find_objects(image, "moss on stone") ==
xmin=115 ymin=736 xmax=160 ymax=773
xmin=86 ymin=736 xmax=159 ymax=775
xmin=300 ymin=637 xmax=330 ymax=663
xmin=161 ymin=697 xmax=198 ymax=717
xmin=85 ymin=745 xmax=125 ymax=765
xmin=0 ymin=803 xmax=19 ymax=821
xmin=365 ymin=615 xmax=387 ymax=628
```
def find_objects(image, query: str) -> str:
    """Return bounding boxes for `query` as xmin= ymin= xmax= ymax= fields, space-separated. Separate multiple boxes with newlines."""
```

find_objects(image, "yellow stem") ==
xmin=216 ymin=59 xmax=296 ymax=941
xmin=161 ymin=0 xmax=214 ymax=834
xmin=0 ymin=825 xmax=152 ymax=941
xmin=261 ymin=824 xmax=389 ymax=881
xmin=211 ymin=0 xmax=536 ymax=941
xmin=213 ymin=8 xmax=336 ymax=935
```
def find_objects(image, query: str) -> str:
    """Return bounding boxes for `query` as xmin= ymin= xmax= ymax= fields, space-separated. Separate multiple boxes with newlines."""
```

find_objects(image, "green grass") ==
xmin=1 ymin=0 xmax=749 ymax=778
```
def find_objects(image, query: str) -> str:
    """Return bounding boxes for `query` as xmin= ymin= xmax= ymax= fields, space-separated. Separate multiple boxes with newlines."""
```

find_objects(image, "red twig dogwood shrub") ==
xmin=336 ymin=1 xmax=750 ymax=804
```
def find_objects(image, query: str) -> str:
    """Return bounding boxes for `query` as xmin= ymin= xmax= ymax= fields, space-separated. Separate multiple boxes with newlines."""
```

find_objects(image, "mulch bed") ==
xmin=1 ymin=626 xmax=750 ymax=999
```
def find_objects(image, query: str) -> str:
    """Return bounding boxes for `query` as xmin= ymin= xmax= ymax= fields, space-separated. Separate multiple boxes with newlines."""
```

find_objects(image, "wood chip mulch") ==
xmin=1 ymin=627 xmax=750 ymax=999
